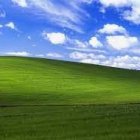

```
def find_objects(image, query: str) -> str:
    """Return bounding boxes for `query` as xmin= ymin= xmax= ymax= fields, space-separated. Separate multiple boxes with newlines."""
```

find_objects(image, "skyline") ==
xmin=0 ymin=0 xmax=140 ymax=69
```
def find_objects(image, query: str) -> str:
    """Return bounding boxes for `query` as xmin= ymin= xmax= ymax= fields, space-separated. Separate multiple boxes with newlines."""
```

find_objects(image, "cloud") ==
xmin=35 ymin=54 xmax=45 ymax=58
xmin=73 ymin=40 xmax=88 ymax=49
xmin=70 ymin=51 xmax=89 ymax=60
xmin=11 ymin=0 xmax=90 ymax=32
xmin=106 ymin=35 xmax=139 ymax=50
xmin=42 ymin=32 xmax=66 ymax=45
xmin=98 ymin=24 xmax=127 ymax=35
xmin=5 ymin=22 xmax=17 ymax=30
xmin=79 ymin=0 xmax=94 ymax=4
xmin=11 ymin=0 xmax=28 ymax=7
xmin=67 ymin=39 xmax=89 ymax=49
xmin=70 ymin=51 xmax=106 ymax=60
xmin=46 ymin=52 xmax=63 ymax=58
xmin=69 ymin=51 xmax=140 ymax=70
xmin=0 ymin=8 xmax=6 ymax=18
xmin=123 ymin=5 xmax=140 ymax=24
xmin=98 ymin=0 xmax=129 ymax=7
xmin=103 ymin=55 xmax=140 ymax=70
xmin=0 ymin=25 xmax=3 ymax=28
xmin=98 ymin=0 xmax=140 ymax=25
xmin=89 ymin=37 xmax=103 ymax=48
xmin=67 ymin=36 xmax=103 ymax=51
xmin=27 ymin=36 xmax=31 ymax=40
xmin=69 ymin=51 xmax=108 ymax=65
xmin=68 ymin=47 xmax=107 ymax=54
xmin=5 ymin=51 xmax=31 ymax=57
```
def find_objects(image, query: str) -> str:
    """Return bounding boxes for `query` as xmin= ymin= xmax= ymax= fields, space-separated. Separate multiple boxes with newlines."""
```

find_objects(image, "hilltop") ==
xmin=0 ymin=56 xmax=140 ymax=105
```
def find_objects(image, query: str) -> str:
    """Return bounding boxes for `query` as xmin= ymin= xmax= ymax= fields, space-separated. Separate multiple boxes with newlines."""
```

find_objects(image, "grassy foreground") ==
xmin=0 ymin=56 xmax=140 ymax=139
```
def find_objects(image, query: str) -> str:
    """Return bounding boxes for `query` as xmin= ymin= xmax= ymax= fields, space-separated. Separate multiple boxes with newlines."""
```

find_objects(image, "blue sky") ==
xmin=0 ymin=0 xmax=140 ymax=69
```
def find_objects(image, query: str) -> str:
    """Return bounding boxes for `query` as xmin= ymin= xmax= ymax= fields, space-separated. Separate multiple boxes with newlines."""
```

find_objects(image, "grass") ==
xmin=0 ymin=56 xmax=140 ymax=139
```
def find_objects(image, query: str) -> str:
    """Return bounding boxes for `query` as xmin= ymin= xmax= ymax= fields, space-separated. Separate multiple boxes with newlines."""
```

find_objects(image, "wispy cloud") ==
xmin=5 ymin=51 xmax=31 ymax=57
xmin=11 ymin=0 xmax=90 ymax=32
xmin=0 ymin=8 xmax=6 ymax=18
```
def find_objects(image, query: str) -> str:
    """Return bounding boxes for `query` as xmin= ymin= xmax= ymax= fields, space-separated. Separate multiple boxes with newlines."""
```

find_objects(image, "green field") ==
xmin=0 ymin=56 xmax=140 ymax=140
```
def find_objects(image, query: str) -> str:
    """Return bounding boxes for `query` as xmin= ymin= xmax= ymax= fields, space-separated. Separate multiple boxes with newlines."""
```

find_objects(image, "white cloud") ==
xmin=5 ymin=51 xmax=31 ymax=57
xmin=69 ymin=51 xmax=107 ymax=65
xmin=68 ymin=39 xmax=88 ymax=49
xmin=0 ymin=25 xmax=3 ymax=28
xmin=11 ymin=0 xmax=28 ymax=7
xmin=70 ymin=51 xmax=89 ymax=60
xmin=103 ymin=55 xmax=140 ymax=70
xmin=46 ymin=52 xmax=63 ymax=58
xmin=5 ymin=22 xmax=17 ymax=30
xmin=42 ymin=32 xmax=66 ymax=45
xmin=27 ymin=36 xmax=31 ymax=40
xmin=99 ymin=0 xmax=129 ymax=7
xmin=69 ymin=51 xmax=140 ymax=70
xmin=68 ymin=47 xmax=107 ymax=54
xmin=0 ymin=9 xmax=6 ymax=18
xmin=106 ymin=35 xmax=139 ymax=50
xmin=98 ymin=24 xmax=127 ymax=35
xmin=70 ymin=51 xmax=106 ymax=60
xmin=74 ymin=40 xmax=88 ymax=48
xmin=89 ymin=37 xmax=103 ymax=48
xmin=81 ymin=58 xmax=101 ymax=64
xmin=80 ymin=0 xmax=94 ymax=4
xmin=98 ymin=0 xmax=140 ymax=25
xmin=0 ymin=22 xmax=17 ymax=31
xmin=11 ymin=0 xmax=90 ymax=32
xmin=123 ymin=5 xmax=140 ymax=24
xmin=35 ymin=54 xmax=45 ymax=58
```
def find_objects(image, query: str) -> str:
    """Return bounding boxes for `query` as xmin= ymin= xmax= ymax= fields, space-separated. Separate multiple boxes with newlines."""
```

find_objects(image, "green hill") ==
xmin=1 ymin=56 xmax=140 ymax=105
xmin=0 ymin=56 xmax=140 ymax=140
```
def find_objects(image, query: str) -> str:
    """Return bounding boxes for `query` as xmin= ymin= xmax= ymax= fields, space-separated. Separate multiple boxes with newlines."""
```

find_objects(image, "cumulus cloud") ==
xmin=5 ymin=22 xmax=17 ymax=30
xmin=98 ymin=0 xmax=140 ymax=25
xmin=69 ymin=51 xmax=140 ymax=70
xmin=98 ymin=24 xmax=127 ymax=35
xmin=105 ymin=55 xmax=140 ymax=69
xmin=123 ymin=5 xmax=140 ymax=24
xmin=89 ymin=37 xmax=103 ymax=48
xmin=70 ymin=51 xmax=106 ymax=60
xmin=99 ymin=0 xmax=129 ymax=7
xmin=0 ymin=22 xmax=17 ymax=31
xmin=106 ymin=35 xmax=139 ymax=50
xmin=70 ymin=51 xmax=89 ymax=60
xmin=68 ymin=37 xmax=103 ymax=51
xmin=11 ymin=0 xmax=28 ymax=7
xmin=42 ymin=32 xmax=66 ymax=45
xmin=46 ymin=52 xmax=63 ymax=58
xmin=35 ymin=54 xmax=45 ymax=58
xmin=5 ymin=51 xmax=31 ymax=57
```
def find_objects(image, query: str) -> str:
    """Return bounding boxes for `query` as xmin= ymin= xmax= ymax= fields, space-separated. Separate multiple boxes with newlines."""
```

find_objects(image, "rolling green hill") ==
xmin=1 ymin=56 xmax=140 ymax=105
xmin=0 ymin=56 xmax=140 ymax=140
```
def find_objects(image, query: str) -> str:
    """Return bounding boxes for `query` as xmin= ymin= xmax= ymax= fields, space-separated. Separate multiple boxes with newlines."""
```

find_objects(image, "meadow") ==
xmin=0 ymin=56 xmax=140 ymax=139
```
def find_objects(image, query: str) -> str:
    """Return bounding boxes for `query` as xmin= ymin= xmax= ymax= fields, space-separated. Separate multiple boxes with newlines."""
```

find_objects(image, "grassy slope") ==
xmin=0 ymin=56 xmax=140 ymax=105
xmin=0 ymin=56 xmax=140 ymax=140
